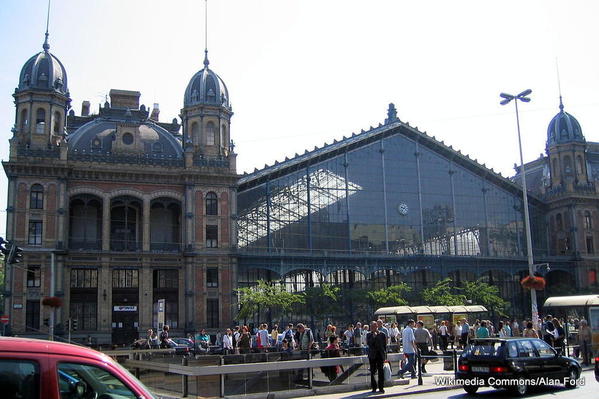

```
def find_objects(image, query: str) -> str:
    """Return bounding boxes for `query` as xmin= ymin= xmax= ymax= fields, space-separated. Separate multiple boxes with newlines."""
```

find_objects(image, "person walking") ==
xmin=578 ymin=319 xmax=592 ymax=366
xmin=553 ymin=318 xmax=566 ymax=355
xmin=238 ymin=326 xmax=252 ymax=354
xmin=438 ymin=321 xmax=449 ymax=351
xmin=453 ymin=320 xmax=462 ymax=349
xmin=222 ymin=328 xmax=233 ymax=355
xmin=398 ymin=319 xmax=417 ymax=379
xmin=322 ymin=335 xmax=342 ymax=381
xmin=159 ymin=325 xmax=170 ymax=349
xmin=460 ymin=319 xmax=470 ymax=347
xmin=475 ymin=321 xmax=490 ymax=338
xmin=522 ymin=321 xmax=538 ymax=338
xmin=414 ymin=321 xmax=433 ymax=373
xmin=367 ymin=321 xmax=387 ymax=393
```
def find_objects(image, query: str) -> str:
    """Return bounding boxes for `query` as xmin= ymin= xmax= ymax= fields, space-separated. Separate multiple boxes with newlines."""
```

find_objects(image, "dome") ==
xmin=17 ymin=37 xmax=68 ymax=96
xmin=67 ymin=119 xmax=183 ymax=159
xmin=183 ymin=51 xmax=230 ymax=109
xmin=547 ymin=99 xmax=584 ymax=147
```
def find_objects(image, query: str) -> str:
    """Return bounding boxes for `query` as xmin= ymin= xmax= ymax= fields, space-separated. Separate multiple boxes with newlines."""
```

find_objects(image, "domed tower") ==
xmin=12 ymin=32 xmax=70 ymax=153
xmin=546 ymin=98 xmax=588 ymax=188
xmin=181 ymin=50 xmax=233 ymax=159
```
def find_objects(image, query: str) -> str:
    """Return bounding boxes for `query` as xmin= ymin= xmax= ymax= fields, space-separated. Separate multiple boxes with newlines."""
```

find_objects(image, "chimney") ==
xmin=150 ymin=103 xmax=160 ymax=121
xmin=81 ymin=101 xmax=90 ymax=116
xmin=109 ymin=89 xmax=141 ymax=109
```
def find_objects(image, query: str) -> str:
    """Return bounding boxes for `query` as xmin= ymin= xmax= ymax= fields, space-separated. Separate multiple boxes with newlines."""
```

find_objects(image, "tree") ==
xmin=236 ymin=280 xmax=304 ymax=322
xmin=303 ymin=283 xmax=340 ymax=329
xmin=421 ymin=278 xmax=466 ymax=306
xmin=367 ymin=283 xmax=412 ymax=308
xmin=461 ymin=279 xmax=509 ymax=317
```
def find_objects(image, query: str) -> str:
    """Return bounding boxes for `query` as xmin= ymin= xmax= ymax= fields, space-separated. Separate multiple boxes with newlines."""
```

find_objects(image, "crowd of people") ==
xmin=142 ymin=314 xmax=594 ymax=388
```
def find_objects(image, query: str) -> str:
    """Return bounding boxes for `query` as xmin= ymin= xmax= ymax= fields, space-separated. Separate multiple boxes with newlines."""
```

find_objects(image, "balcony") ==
xmin=150 ymin=243 xmax=181 ymax=253
xmin=69 ymin=239 xmax=102 ymax=251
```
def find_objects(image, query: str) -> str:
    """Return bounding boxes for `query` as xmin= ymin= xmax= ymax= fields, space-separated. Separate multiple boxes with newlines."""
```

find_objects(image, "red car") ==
xmin=0 ymin=337 xmax=156 ymax=399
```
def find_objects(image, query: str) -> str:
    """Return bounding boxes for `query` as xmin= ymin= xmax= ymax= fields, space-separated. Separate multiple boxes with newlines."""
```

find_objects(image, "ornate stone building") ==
xmin=3 ymin=35 xmax=238 ymax=344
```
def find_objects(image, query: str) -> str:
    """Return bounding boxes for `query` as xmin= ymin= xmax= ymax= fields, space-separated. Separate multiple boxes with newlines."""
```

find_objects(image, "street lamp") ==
xmin=500 ymin=89 xmax=539 ymax=330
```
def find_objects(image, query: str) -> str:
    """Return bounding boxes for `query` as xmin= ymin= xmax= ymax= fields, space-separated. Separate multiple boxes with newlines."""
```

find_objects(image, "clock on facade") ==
xmin=398 ymin=203 xmax=408 ymax=216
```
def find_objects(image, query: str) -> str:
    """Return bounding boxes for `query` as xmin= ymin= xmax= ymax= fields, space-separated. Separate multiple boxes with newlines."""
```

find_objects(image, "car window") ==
xmin=0 ymin=359 xmax=39 ymax=399
xmin=531 ymin=339 xmax=555 ymax=358
xmin=507 ymin=342 xmax=518 ymax=358
xmin=57 ymin=362 xmax=137 ymax=399
xmin=516 ymin=340 xmax=538 ymax=358
xmin=465 ymin=342 xmax=504 ymax=357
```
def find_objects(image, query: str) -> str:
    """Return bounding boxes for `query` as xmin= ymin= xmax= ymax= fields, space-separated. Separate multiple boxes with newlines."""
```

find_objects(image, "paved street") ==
xmin=312 ymin=370 xmax=596 ymax=399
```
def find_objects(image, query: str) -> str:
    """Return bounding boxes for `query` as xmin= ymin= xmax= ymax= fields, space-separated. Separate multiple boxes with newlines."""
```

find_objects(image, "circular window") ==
xmin=122 ymin=132 xmax=134 ymax=145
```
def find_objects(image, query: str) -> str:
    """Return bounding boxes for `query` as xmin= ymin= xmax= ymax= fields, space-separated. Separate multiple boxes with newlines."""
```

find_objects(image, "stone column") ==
xmin=102 ymin=198 xmax=110 ymax=251
xmin=143 ymin=198 xmax=150 ymax=251
xmin=57 ymin=178 xmax=67 ymax=248
xmin=185 ymin=185 xmax=194 ymax=248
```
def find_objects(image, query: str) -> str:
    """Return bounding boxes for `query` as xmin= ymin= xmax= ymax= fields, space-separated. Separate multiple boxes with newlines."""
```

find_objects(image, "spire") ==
xmin=559 ymin=95 xmax=564 ymax=112
xmin=556 ymin=57 xmax=564 ymax=112
xmin=203 ymin=0 xmax=209 ymax=68
xmin=43 ymin=0 xmax=51 ymax=51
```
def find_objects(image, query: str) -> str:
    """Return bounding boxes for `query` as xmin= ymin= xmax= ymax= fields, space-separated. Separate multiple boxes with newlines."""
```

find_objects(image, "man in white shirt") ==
xmin=439 ymin=321 xmax=449 ymax=351
xmin=398 ymin=319 xmax=416 ymax=378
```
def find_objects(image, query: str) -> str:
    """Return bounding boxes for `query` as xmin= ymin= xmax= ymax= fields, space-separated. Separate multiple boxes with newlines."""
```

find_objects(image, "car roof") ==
xmin=0 ymin=337 xmax=112 ymax=362
xmin=470 ymin=337 xmax=533 ymax=342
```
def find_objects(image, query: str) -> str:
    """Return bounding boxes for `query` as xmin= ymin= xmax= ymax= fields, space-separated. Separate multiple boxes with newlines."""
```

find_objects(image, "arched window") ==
xmin=191 ymin=122 xmax=199 ymax=144
xmin=206 ymin=192 xmax=218 ymax=215
xmin=576 ymin=155 xmax=584 ymax=175
xmin=20 ymin=109 xmax=28 ymax=132
xmin=206 ymin=122 xmax=215 ymax=146
xmin=35 ymin=108 xmax=46 ymax=134
xmin=584 ymin=211 xmax=592 ymax=230
xmin=556 ymin=213 xmax=563 ymax=231
xmin=53 ymin=111 xmax=61 ymax=134
xmin=563 ymin=155 xmax=572 ymax=175
xmin=30 ymin=184 xmax=44 ymax=209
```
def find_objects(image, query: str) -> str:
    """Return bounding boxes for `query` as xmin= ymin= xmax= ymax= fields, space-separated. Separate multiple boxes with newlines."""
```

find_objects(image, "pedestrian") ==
xmin=223 ymin=328 xmax=233 ymax=355
xmin=511 ymin=318 xmax=520 ymax=337
xmin=295 ymin=323 xmax=314 ymax=352
xmin=343 ymin=324 xmax=354 ymax=351
xmin=257 ymin=323 xmax=270 ymax=351
xmin=460 ymin=318 xmax=470 ymax=347
xmin=553 ymin=318 xmax=565 ymax=355
xmin=377 ymin=319 xmax=389 ymax=338
xmin=414 ymin=321 xmax=433 ymax=373
xmin=522 ymin=321 xmax=538 ymax=338
xmin=145 ymin=329 xmax=154 ymax=349
xmin=271 ymin=324 xmax=279 ymax=346
xmin=502 ymin=320 xmax=512 ymax=337
xmin=438 ymin=320 xmax=449 ymax=351
xmin=282 ymin=323 xmax=295 ymax=348
xmin=453 ymin=320 xmax=462 ymax=349
xmin=398 ymin=319 xmax=417 ymax=379
xmin=232 ymin=326 xmax=240 ymax=349
xmin=367 ymin=321 xmax=387 ymax=393
xmin=159 ymin=325 xmax=170 ymax=348
xmin=353 ymin=322 xmax=363 ymax=353
xmin=238 ymin=326 xmax=251 ymax=354
xmin=388 ymin=322 xmax=400 ymax=351
xmin=322 ymin=335 xmax=341 ymax=381
xmin=476 ymin=320 xmax=490 ymax=338
xmin=578 ymin=319 xmax=592 ymax=365
xmin=541 ymin=315 xmax=556 ymax=346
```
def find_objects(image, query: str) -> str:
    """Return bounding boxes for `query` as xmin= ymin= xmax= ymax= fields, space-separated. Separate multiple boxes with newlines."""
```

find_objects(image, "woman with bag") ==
xmin=321 ymin=335 xmax=341 ymax=381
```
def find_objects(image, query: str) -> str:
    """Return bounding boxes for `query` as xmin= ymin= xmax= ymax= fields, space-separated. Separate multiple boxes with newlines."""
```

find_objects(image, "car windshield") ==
xmin=464 ymin=341 xmax=504 ymax=357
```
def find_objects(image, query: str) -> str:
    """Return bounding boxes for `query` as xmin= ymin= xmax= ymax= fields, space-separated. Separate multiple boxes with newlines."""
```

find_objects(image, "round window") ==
xmin=122 ymin=132 xmax=134 ymax=145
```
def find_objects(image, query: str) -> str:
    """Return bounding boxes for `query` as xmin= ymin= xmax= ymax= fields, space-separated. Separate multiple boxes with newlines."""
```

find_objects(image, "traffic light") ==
xmin=72 ymin=319 xmax=78 ymax=331
xmin=0 ymin=237 xmax=9 ymax=258
xmin=6 ymin=242 xmax=23 ymax=265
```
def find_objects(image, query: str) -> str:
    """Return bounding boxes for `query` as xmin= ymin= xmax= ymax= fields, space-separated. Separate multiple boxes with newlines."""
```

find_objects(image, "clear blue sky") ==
xmin=1 ymin=0 xmax=599 ymax=236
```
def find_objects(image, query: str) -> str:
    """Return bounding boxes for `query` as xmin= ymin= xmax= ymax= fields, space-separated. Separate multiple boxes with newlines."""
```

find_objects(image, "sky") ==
xmin=0 ymin=0 xmax=598 ymax=236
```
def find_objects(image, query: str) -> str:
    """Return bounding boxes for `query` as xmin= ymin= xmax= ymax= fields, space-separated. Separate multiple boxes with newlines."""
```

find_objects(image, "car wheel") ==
xmin=565 ymin=367 xmax=579 ymax=389
xmin=510 ymin=381 xmax=527 ymax=396
xmin=463 ymin=384 xmax=479 ymax=394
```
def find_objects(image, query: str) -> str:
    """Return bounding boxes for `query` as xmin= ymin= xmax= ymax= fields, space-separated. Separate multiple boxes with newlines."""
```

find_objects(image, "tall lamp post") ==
xmin=500 ymin=89 xmax=539 ymax=330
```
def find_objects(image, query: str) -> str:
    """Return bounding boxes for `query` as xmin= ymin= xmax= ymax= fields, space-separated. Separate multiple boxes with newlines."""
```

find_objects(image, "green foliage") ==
xmin=303 ymin=283 xmax=339 ymax=312
xmin=236 ymin=280 xmax=304 ymax=321
xmin=421 ymin=278 xmax=466 ymax=306
xmin=367 ymin=283 xmax=412 ymax=307
xmin=461 ymin=279 xmax=509 ymax=317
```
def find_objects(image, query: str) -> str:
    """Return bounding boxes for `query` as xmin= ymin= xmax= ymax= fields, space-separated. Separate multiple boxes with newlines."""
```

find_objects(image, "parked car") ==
xmin=171 ymin=337 xmax=195 ymax=354
xmin=457 ymin=337 xmax=581 ymax=396
xmin=0 ymin=336 xmax=156 ymax=399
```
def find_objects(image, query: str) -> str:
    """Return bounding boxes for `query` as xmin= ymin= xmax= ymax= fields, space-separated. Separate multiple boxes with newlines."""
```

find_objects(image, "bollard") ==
xmin=220 ymin=356 xmax=225 ymax=398
xmin=308 ymin=352 xmax=313 ymax=389
xmin=417 ymin=353 xmax=423 ymax=386
xmin=135 ymin=352 xmax=141 ymax=379
xmin=181 ymin=356 xmax=188 ymax=398
xmin=452 ymin=349 xmax=458 ymax=378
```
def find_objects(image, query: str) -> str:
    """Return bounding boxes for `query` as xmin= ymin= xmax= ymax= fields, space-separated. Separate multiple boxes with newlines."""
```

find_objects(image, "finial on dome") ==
xmin=559 ymin=95 xmax=564 ymax=112
xmin=203 ymin=49 xmax=209 ymax=68
xmin=43 ymin=0 xmax=51 ymax=51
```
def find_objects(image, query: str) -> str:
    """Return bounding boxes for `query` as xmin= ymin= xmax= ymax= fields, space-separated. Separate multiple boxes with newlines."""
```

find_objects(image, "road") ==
xmin=414 ymin=370 xmax=596 ymax=399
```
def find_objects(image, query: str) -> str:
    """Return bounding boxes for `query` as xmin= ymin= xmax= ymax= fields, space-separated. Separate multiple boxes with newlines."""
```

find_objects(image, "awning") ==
xmin=543 ymin=295 xmax=599 ymax=308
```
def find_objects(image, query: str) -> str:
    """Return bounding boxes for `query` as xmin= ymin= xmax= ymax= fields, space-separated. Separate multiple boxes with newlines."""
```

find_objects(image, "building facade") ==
xmin=3 ymin=37 xmax=238 ymax=344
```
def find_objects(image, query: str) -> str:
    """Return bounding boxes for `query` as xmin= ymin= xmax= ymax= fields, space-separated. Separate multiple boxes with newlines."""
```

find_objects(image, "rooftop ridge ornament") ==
xmin=43 ymin=0 xmax=51 ymax=51
xmin=385 ymin=103 xmax=398 ymax=124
